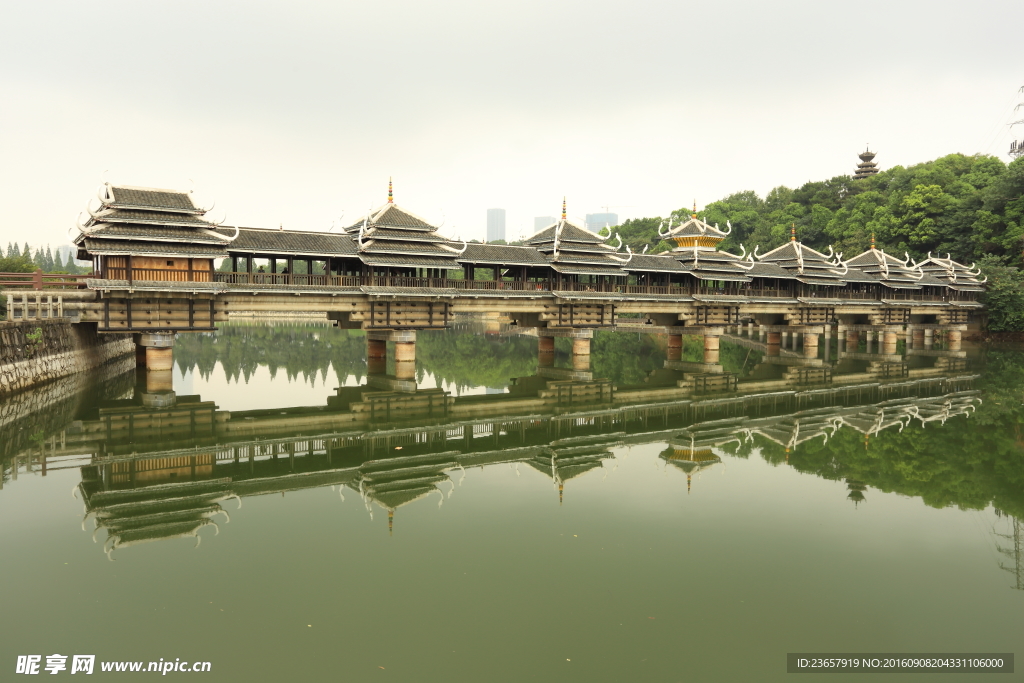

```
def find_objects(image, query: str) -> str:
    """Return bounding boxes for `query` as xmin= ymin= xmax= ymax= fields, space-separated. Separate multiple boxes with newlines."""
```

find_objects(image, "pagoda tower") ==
xmin=853 ymin=146 xmax=879 ymax=180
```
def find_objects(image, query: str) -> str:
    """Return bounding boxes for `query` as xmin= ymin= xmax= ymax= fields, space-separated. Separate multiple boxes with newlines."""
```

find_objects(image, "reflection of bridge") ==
xmin=1 ymin=352 xmax=981 ymax=557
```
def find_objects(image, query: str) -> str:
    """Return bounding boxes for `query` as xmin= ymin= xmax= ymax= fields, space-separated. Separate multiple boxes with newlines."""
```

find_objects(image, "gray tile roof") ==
xmin=365 ymin=228 xmax=446 ymax=242
xmin=550 ymin=254 xmax=625 ymax=266
xmin=360 ymin=241 xmax=451 ymax=255
xmin=460 ymin=243 xmax=550 ymax=265
xmin=86 ymin=223 xmax=228 ymax=244
xmin=83 ymin=239 xmax=227 ymax=258
xmin=748 ymin=262 xmax=798 ymax=279
xmin=219 ymin=228 xmax=359 ymax=256
xmin=623 ymin=255 xmax=687 ymax=273
xmin=550 ymin=263 xmax=627 ymax=276
xmin=536 ymin=243 xmax=613 ymax=255
xmin=797 ymin=276 xmax=851 ymax=286
xmin=107 ymin=186 xmax=201 ymax=214
xmin=844 ymin=248 xmax=944 ymax=288
xmin=917 ymin=256 xmax=986 ymax=290
xmin=346 ymin=203 xmax=437 ymax=231
xmin=359 ymin=254 xmax=461 ymax=269
xmin=524 ymin=221 xmax=604 ymax=245
xmin=91 ymin=209 xmax=214 ymax=228
xmin=755 ymin=241 xmax=849 ymax=286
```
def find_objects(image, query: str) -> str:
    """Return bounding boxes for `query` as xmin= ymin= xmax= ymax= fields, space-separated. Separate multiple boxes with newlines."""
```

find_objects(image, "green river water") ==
xmin=1 ymin=324 xmax=1022 ymax=682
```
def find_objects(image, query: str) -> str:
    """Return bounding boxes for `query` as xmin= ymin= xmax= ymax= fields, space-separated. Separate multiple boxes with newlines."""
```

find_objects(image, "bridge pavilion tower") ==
xmin=343 ymin=182 xmax=464 ymax=379
xmin=71 ymin=183 xmax=236 ymax=405
xmin=656 ymin=204 xmax=756 ymax=364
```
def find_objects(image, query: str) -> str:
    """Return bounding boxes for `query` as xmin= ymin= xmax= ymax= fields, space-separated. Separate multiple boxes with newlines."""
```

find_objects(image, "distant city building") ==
xmin=534 ymin=216 xmax=557 ymax=231
xmin=853 ymin=147 xmax=880 ymax=180
xmin=486 ymin=208 xmax=506 ymax=242
xmin=585 ymin=212 xmax=618 ymax=233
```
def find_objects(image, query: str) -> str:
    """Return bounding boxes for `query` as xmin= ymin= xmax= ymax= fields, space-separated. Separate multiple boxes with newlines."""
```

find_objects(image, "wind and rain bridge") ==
xmin=4 ymin=181 xmax=985 ymax=394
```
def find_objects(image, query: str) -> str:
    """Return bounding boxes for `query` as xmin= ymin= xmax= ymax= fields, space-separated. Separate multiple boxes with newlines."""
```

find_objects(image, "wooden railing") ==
xmin=106 ymin=268 xmax=212 ymax=283
xmin=205 ymin=273 xmax=980 ymax=303
xmin=2 ymin=268 xmax=979 ymax=305
xmin=0 ymin=269 xmax=95 ymax=290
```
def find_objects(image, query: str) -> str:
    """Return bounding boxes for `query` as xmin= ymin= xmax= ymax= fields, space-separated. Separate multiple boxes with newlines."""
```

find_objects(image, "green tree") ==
xmin=978 ymin=256 xmax=1024 ymax=332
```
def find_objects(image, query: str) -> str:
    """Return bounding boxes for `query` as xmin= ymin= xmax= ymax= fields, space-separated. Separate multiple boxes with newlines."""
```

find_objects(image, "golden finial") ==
xmin=388 ymin=177 xmax=393 ymax=203
xmin=388 ymin=509 xmax=394 ymax=535
xmin=870 ymin=233 xmax=876 ymax=249
xmin=692 ymin=200 xmax=697 ymax=219
xmin=687 ymin=473 xmax=691 ymax=494
xmin=790 ymin=223 xmax=796 ymax=242
xmin=559 ymin=482 xmax=564 ymax=505
xmin=561 ymin=197 xmax=567 ymax=221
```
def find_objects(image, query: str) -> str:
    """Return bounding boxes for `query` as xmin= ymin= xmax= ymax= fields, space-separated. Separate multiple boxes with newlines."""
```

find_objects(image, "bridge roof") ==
xmin=218 ymin=227 xmax=358 ymax=257
xmin=360 ymin=253 xmax=462 ymax=269
xmin=550 ymin=262 xmax=628 ymax=276
xmin=624 ymin=254 xmax=687 ymax=273
xmin=87 ymin=223 xmax=230 ymax=244
xmin=88 ymin=209 xmax=217 ymax=229
xmin=524 ymin=220 xmax=604 ymax=245
xmin=917 ymin=255 xmax=986 ymax=291
xmin=104 ymin=185 xmax=204 ymax=215
xmin=83 ymin=238 xmax=227 ymax=258
xmin=670 ymin=248 xmax=755 ymax=282
xmin=346 ymin=203 xmax=438 ymax=232
xmin=459 ymin=243 xmax=550 ymax=265
xmin=845 ymin=248 xmax=940 ymax=289
xmin=757 ymin=241 xmax=849 ymax=285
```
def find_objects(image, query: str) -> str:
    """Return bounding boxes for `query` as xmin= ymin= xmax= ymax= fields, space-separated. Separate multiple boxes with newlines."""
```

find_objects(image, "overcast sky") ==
xmin=1 ymin=0 xmax=1021 ymax=248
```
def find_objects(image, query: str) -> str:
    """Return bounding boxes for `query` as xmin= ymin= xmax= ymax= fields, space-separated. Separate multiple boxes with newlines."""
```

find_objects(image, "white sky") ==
xmin=1 ymin=0 xmax=1021 ymax=248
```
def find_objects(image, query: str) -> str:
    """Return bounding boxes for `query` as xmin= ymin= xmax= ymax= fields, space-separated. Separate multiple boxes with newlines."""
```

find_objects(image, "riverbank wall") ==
xmin=0 ymin=320 xmax=134 ymax=396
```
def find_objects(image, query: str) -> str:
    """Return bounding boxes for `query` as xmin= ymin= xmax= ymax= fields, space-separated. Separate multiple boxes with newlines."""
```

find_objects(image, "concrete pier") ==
xmin=703 ymin=335 xmax=720 ymax=364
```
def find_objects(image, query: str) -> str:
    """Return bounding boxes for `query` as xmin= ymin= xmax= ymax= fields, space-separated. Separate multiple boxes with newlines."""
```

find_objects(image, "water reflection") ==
xmin=3 ymin=326 xmax=1022 ymax=590
xmin=0 ymin=353 xmax=990 ymax=548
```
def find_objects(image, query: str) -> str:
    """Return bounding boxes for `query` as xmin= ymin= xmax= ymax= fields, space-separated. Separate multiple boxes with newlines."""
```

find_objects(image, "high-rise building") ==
xmin=486 ymin=208 xmax=506 ymax=242
xmin=534 ymin=216 xmax=557 ymax=231
xmin=585 ymin=212 xmax=618 ymax=233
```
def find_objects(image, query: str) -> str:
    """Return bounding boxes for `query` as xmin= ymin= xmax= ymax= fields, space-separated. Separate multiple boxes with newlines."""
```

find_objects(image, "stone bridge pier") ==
xmin=538 ymin=327 xmax=594 ymax=371
xmin=367 ymin=329 xmax=417 ymax=378
xmin=134 ymin=332 xmax=176 ymax=408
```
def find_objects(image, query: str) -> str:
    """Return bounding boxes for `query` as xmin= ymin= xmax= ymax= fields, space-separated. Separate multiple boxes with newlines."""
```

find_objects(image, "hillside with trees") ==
xmin=603 ymin=153 xmax=1024 ymax=330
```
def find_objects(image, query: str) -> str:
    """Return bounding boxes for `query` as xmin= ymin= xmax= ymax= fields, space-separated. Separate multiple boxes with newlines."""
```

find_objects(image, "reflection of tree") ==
xmin=677 ymin=335 xmax=763 ymax=376
xmin=590 ymin=331 xmax=666 ymax=384
xmin=174 ymin=326 xmax=368 ymax=387
xmin=416 ymin=330 xmax=537 ymax=391
xmin=994 ymin=510 xmax=1023 ymax=591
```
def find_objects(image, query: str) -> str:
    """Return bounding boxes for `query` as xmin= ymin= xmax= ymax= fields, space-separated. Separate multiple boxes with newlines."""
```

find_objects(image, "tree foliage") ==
xmin=607 ymin=154 xmax=1024 ymax=267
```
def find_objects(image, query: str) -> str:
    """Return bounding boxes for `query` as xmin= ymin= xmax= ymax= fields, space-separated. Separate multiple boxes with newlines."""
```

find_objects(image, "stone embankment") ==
xmin=0 ymin=320 xmax=134 ymax=396
xmin=0 ymin=354 xmax=135 ymax=462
